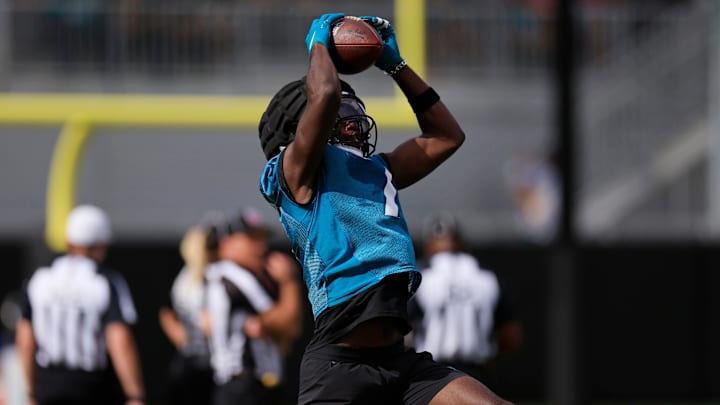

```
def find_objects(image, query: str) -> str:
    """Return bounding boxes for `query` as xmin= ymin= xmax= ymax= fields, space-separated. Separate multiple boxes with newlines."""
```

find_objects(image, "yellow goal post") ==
xmin=0 ymin=0 xmax=426 ymax=252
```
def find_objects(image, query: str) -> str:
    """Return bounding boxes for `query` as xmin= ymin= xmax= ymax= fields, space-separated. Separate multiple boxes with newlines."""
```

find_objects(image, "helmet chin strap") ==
xmin=361 ymin=142 xmax=370 ymax=156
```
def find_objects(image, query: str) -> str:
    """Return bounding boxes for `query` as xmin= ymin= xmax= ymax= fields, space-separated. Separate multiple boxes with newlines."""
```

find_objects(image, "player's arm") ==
xmin=387 ymin=66 xmax=465 ymax=189
xmin=106 ymin=322 xmax=146 ymax=404
xmin=282 ymin=13 xmax=344 ymax=205
xmin=362 ymin=16 xmax=465 ymax=189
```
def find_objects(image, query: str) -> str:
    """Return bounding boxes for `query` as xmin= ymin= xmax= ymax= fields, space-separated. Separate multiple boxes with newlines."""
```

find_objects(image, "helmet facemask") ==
xmin=329 ymin=93 xmax=377 ymax=157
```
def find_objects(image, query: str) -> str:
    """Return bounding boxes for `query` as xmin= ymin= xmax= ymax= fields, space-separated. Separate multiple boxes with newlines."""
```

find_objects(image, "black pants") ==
xmin=166 ymin=354 xmax=214 ymax=405
xmin=34 ymin=366 xmax=123 ymax=405
xmin=213 ymin=375 xmax=282 ymax=405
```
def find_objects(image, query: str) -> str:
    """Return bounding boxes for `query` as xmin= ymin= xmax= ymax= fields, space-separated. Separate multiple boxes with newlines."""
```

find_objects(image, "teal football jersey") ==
xmin=260 ymin=145 xmax=420 ymax=318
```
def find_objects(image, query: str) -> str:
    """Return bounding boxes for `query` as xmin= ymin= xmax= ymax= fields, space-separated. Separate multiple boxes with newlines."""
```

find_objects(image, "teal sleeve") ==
xmin=260 ymin=154 xmax=282 ymax=207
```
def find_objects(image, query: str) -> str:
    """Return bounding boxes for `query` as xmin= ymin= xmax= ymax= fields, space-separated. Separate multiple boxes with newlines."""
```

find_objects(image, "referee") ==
xmin=15 ymin=205 xmax=145 ymax=405
xmin=409 ymin=212 xmax=523 ymax=393
xmin=204 ymin=209 xmax=302 ymax=405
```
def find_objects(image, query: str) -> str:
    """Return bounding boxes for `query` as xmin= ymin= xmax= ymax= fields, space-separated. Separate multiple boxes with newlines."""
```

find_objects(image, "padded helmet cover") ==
xmin=258 ymin=78 xmax=357 ymax=160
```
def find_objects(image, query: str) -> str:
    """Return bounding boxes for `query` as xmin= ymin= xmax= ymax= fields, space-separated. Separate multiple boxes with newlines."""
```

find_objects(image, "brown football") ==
xmin=330 ymin=17 xmax=383 ymax=75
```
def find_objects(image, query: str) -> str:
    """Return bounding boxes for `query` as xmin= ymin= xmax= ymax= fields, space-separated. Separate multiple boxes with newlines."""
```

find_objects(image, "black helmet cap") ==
xmin=258 ymin=78 xmax=357 ymax=160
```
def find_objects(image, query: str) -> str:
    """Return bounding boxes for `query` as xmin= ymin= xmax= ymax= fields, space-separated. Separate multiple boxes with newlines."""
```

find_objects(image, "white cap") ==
xmin=65 ymin=205 xmax=113 ymax=246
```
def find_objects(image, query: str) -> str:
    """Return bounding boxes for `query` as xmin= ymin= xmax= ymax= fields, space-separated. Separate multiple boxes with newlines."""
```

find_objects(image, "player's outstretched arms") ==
xmin=388 ymin=65 xmax=465 ymax=189
xmin=283 ymin=13 xmax=343 ymax=204
xmin=361 ymin=16 xmax=465 ymax=190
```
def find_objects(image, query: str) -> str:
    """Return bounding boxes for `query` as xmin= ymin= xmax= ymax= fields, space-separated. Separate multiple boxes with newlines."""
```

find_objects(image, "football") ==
xmin=330 ymin=17 xmax=383 ymax=75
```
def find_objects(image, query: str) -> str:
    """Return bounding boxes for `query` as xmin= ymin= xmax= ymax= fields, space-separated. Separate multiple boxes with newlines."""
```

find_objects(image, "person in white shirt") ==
xmin=409 ymin=212 xmax=524 ymax=393
xmin=203 ymin=209 xmax=303 ymax=405
xmin=159 ymin=224 xmax=215 ymax=405
xmin=16 ymin=205 xmax=145 ymax=405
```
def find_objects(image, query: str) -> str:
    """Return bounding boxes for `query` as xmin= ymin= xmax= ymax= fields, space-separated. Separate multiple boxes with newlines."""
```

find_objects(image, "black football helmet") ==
xmin=258 ymin=78 xmax=377 ymax=160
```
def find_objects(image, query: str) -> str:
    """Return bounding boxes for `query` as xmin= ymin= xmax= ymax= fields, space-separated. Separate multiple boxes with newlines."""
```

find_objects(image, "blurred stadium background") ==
xmin=1 ymin=0 xmax=719 ymax=404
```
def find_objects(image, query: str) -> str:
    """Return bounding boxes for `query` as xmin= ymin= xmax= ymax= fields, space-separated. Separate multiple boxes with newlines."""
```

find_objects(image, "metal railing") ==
xmin=0 ymin=0 xmax=716 ymax=242
xmin=0 ymin=1 xmax=696 ymax=88
xmin=578 ymin=0 xmax=716 ymax=239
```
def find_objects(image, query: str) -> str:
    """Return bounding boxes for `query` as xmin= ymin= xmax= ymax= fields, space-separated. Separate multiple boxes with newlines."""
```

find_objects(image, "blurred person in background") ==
xmin=0 ymin=321 xmax=5 ymax=405
xmin=15 ymin=205 xmax=145 ymax=405
xmin=158 ymin=223 xmax=216 ymax=405
xmin=504 ymin=152 xmax=560 ymax=242
xmin=408 ymin=212 xmax=524 ymax=394
xmin=1 ymin=290 xmax=26 ymax=405
xmin=258 ymin=13 xmax=512 ymax=405
xmin=204 ymin=208 xmax=303 ymax=405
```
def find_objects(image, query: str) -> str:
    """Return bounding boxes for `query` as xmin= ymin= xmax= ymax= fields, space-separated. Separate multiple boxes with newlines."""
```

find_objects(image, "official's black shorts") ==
xmin=298 ymin=342 xmax=466 ymax=405
xmin=166 ymin=353 xmax=214 ymax=405
xmin=33 ymin=366 xmax=123 ymax=405
xmin=213 ymin=374 xmax=282 ymax=405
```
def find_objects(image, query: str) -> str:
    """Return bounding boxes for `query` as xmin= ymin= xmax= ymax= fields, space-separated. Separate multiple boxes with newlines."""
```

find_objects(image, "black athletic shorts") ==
xmin=33 ymin=366 xmax=123 ymax=405
xmin=213 ymin=374 xmax=281 ymax=405
xmin=298 ymin=342 xmax=466 ymax=405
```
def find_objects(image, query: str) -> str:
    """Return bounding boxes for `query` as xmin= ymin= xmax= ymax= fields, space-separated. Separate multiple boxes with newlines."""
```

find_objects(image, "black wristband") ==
xmin=407 ymin=87 xmax=440 ymax=114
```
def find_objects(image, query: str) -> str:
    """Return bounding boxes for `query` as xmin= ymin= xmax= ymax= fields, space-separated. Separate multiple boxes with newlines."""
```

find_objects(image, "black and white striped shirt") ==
xmin=412 ymin=252 xmax=506 ymax=364
xmin=205 ymin=260 xmax=282 ymax=385
xmin=21 ymin=255 xmax=137 ymax=371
